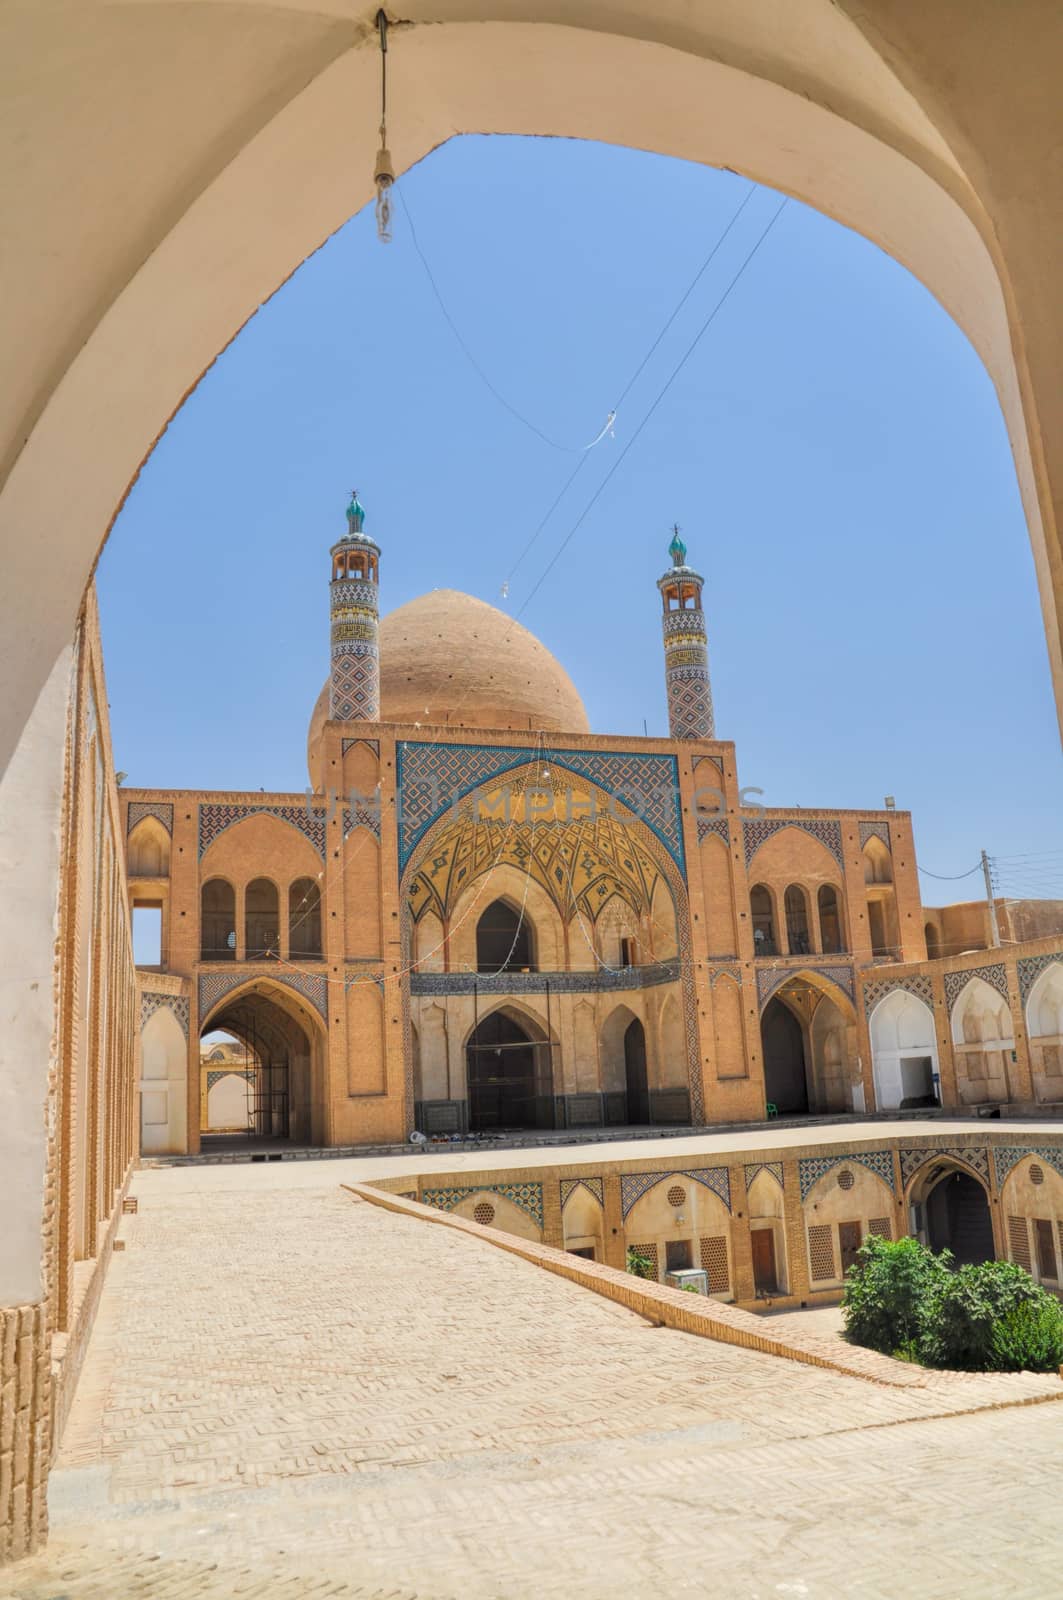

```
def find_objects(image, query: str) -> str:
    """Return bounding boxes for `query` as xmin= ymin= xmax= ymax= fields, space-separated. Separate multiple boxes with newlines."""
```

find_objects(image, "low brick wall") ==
xmin=346 ymin=1181 xmax=952 ymax=1390
xmin=0 ymin=1302 xmax=50 ymax=1562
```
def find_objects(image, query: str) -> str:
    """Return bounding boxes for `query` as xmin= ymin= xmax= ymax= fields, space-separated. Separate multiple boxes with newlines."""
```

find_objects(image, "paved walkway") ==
xmin=9 ymin=1160 xmax=1063 ymax=1599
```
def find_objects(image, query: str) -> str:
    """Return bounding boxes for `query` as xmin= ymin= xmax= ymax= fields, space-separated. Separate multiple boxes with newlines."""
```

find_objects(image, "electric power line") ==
xmin=516 ymin=195 xmax=789 ymax=618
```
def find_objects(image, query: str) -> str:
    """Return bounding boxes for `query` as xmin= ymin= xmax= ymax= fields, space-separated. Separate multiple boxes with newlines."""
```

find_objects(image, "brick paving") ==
xmin=7 ymin=1160 xmax=1063 ymax=1599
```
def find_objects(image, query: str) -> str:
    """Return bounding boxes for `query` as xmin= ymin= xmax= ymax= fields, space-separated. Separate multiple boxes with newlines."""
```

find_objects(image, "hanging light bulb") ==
xmin=374 ymin=10 xmax=393 ymax=244
xmin=375 ymin=133 xmax=394 ymax=243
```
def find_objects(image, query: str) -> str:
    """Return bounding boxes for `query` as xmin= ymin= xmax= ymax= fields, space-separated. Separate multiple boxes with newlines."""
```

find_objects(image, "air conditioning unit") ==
xmin=665 ymin=1268 xmax=709 ymax=1296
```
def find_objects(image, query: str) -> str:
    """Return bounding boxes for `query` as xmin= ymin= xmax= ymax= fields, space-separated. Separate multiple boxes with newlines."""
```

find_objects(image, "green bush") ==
xmin=919 ymin=1260 xmax=1051 ymax=1371
xmin=989 ymin=1297 xmax=1063 ymax=1373
xmin=626 ymin=1247 xmax=656 ymax=1281
xmin=841 ymin=1235 xmax=949 ymax=1356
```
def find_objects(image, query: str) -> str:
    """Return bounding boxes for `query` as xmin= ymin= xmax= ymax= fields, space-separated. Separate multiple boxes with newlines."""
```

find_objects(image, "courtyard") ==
xmin=9 ymin=1155 xmax=1062 ymax=1600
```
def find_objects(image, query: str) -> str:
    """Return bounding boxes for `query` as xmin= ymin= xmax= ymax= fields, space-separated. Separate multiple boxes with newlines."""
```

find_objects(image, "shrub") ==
xmin=841 ymin=1235 xmax=949 ymax=1356
xmin=919 ymin=1260 xmax=1050 ymax=1371
xmin=626 ymin=1247 xmax=656 ymax=1281
xmin=989 ymin=1297 xmax=1063 ymax=1373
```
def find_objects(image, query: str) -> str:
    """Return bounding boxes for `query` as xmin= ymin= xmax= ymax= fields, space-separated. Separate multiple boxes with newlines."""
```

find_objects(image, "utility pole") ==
xmin=981 ymin=849 xmax=1001 ymax=948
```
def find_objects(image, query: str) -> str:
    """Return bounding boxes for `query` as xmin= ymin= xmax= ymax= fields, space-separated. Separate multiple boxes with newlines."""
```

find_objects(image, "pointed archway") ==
xmin=466 ymin=1006 xmax=555 ymax=1132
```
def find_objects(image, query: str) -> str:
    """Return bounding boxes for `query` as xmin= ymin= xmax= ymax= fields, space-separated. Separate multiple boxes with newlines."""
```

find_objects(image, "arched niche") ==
xmin=746 ymin=1168 xmax=787 ymax=1296
xmin=624 ymin=1175 xmax=733 ymax=1299
xmin=562 ymin=1183 xmax=605 ymax=1260
xmin=140 ymin=1004 xmax=187 ymax=1155
xmin=127 ymin=815 xmax=169 ymax=878
xmin=475 ymin=896 xmax=535 ymax=975
xmin=868 ymin=989 xmax=940 ymax=1112
xmin=950 ymin=976 xmax=1014 ymax=1106
xmin=1025 ymin=962 xmax=1063 ymax=1102
xmin=803 ymin=1161 xmax=897 ymax=1286
xmin=1000 ymin=1155 xmax=1063 ymax=1285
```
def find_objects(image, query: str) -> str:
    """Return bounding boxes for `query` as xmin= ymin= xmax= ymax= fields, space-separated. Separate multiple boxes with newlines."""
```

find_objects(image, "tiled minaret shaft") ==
xmin=329 ymin=493 xmax=381 ymax=721
xmin=657 ymin=527 xmax=714 ymax=740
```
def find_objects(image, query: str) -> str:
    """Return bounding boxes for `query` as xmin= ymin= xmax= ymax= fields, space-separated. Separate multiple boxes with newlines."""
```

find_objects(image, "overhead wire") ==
xmin=500 ymin=182 xmax=759 ymax=591
xmin=515 ymin=195 xmax=789 ymax=619
xmin=279 ymin=192 xmax=791 ymax=997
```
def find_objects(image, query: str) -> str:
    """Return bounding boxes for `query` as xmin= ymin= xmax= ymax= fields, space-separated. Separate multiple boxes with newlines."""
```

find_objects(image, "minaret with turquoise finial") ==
xmin=657 ymin=525 xmax=714 ymax=740
xmin=328 ymin=491 xmax=381 ymax=721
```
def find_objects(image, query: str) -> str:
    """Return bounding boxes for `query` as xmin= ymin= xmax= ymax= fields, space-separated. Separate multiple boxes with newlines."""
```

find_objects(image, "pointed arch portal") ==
xmin=466 ymin=1008 xmax=555 ymax=1132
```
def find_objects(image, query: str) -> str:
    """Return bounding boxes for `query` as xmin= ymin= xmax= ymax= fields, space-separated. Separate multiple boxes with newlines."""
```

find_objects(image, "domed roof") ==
xmin=307 ymin=590 xmax=589 ymax=785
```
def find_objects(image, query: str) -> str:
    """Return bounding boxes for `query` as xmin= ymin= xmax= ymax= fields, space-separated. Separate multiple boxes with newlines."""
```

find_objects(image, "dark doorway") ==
xmin=1034 ymin=1219 xmax=1057 ymax=1280
xmin=751 ymin=1229 xmax=778 ymax=1294
xmin=624 ymin=1017 xmax=650 ymax=1124
xmin=761 ymin=997 xmax=809 ymax=1114
xmin=467 ymin=1010 xmax=553 ymax=1131
xmin=925 ymin=1171 xmax=995 ymax=1265
xmin=476 ymin=900 xmax=534 ymax=973
xmin=839 ymin=1220 xmax=863 ymax=1275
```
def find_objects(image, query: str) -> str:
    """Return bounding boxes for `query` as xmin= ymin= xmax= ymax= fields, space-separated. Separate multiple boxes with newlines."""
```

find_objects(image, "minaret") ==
xmin=328 ymin=492 xmax=381 ymax=721
xmin=657 ymin=526 xmax=714 ymax=740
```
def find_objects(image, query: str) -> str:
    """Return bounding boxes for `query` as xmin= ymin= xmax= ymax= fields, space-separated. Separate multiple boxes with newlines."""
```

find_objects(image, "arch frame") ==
xmin=400 ymin=757 xmax=703 ymax=1124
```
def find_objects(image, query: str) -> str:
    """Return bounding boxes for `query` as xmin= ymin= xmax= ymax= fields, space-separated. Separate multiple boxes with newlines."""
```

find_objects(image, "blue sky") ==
xmin=98 ymin=135 xmax=1062 ymax=904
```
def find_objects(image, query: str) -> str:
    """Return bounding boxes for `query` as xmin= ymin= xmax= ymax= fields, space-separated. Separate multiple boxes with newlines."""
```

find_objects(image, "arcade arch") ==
xmin=199 ymin=979 xmax=327 ymax=1145
xmin=868 ymin=989 xmax=940 ymax=1112
xmin=906 ymin=1157 xmax=995 ymax=1266
xmin=950 ymin=976 xmax=1014 ymax=1106
xmin=464 ymin=1003 xmax=556 ymax=1133
xmin=1025 ymin=961 xmax=1063 ymax=1102
xmin=760 ymin=974 xmax=858 ymax=1115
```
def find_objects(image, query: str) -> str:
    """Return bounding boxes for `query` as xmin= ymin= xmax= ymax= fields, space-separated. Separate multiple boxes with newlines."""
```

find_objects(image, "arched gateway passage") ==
xmin=466 ymin=1008 xmax=555 ymax=1132
xmin=912 ymin=1164 xmax=995 ymax=1266
xmin=761 ymin=996 xmax=809 ymax=1115
xmin=201 ymin=983 xmax=323 ymax=1147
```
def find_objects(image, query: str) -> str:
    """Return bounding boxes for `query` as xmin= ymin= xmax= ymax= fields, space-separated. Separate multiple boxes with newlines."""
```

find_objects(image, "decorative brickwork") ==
xmin=992 ymin=1145 xmax=1063 ymax=1188
xmin=943 ymin=963 xmax=1009 ymax=1010
xmin=709 ymin=964 xmax=743 ymax=985
xmin=900 ymin=1146 xmax=990 ymax=1188
xmin=198 ymin=969 xmax=329 ymax=1023
xmin=620 ymin=1167 xmax=731 ymax=1219
xmin=342 ymin=800 xmax=381 ymax=841
xmin=1018 ymin=953 xmax=1063 ymax=1005
xmin=411 ymin=963 xmax=679 ymax=998
xmin=863 ymin=973 xmax=933 ymax=1013
xmin=0 ymin=1302 xmax=50 ymax=1561
xmin=126 ymin=800 xmax=173 ymax=835
xmin=396 ymin=741 xmax=684 ymax=874
xmin=139 ymin=991 xmax=189 ymax=1037
xmin=627 ymin=1242 xmax=659 ymax=1280
xmin=757 ymin=963 xmax=855 ymax=1009
xmin=661 ymin=606 xmax=714 ymax=739
xmin=744 ymin=1161 xmax=784 ymax=1191
xmin=341 ymin=738 xmax=380 ymax=756
xmin=858 ymin=821 xmax=891 ymax=851
xmin=868 ymin=1216 xmax=893 ymax=1240
xmin=560 ymin=1177 xmax=604 ymax=1208
xmin=743 ymin=817 xmax=844 ymax=869
xmin=798 ymin=1151 xmax=895 ymax=1201
xmin=199 ymin=803 xmax=326 ymax=859
xmin=696 ymin=815 xmax=729 ymax=845
xmin=699 ymin=1235 xmax=730 ymax=1294
xmin=807 ymin=1223 xmax=837 ymax=1282
xmin=420 ymin=1182 xmax=544 ymax=1229
xmin=205 ymin=1068 xmax=254 ymax=1091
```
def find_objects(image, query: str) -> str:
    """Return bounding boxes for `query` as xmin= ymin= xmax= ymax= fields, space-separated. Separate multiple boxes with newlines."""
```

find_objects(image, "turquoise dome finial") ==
xmin=668 ymin=523 xmax=687 ymax=567
xmin=346 ymin=490 xmax=366 ymax=534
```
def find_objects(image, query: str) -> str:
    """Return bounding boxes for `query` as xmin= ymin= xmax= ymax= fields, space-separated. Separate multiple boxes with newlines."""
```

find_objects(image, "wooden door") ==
xmin=1035 ymin=1218 xmax=1057 ymax=1281
xmin=839 ymin=1220 xmax=862 ymax=1275
xmin=751 ymin=1228 xmax=777 ymax=1294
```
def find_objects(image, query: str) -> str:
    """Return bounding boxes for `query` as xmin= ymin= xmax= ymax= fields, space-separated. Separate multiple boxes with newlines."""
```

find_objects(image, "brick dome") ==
xmin=308 ymin=590 xmax=588 ymax=785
